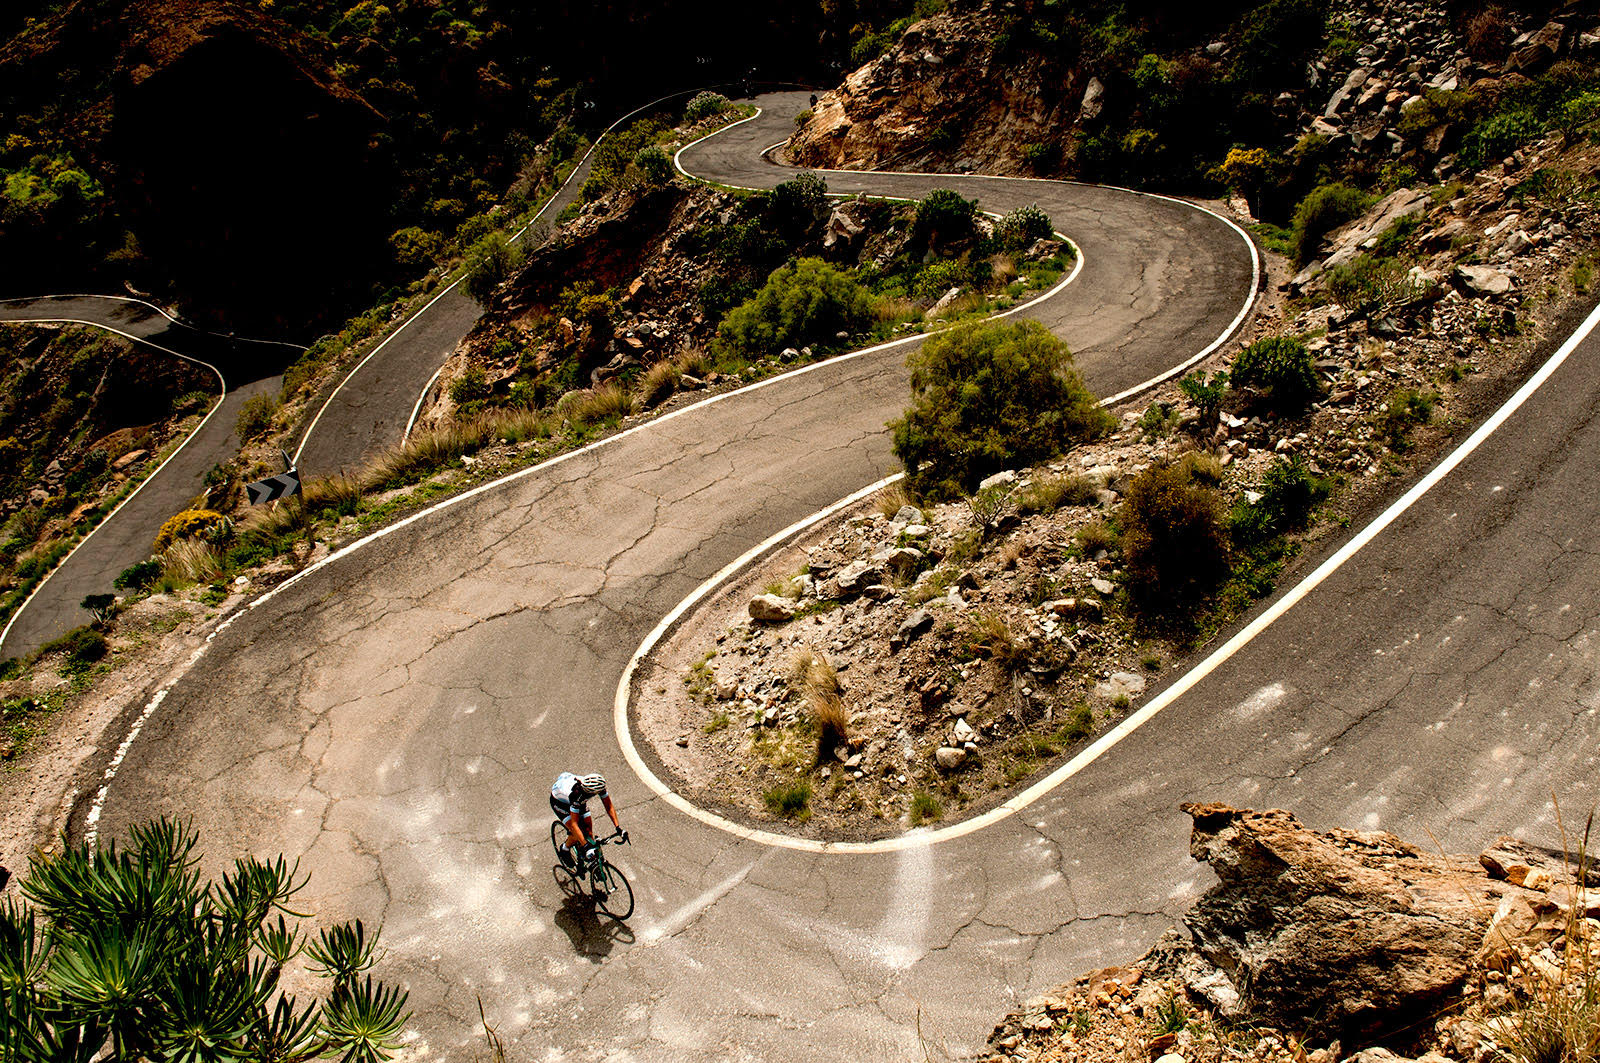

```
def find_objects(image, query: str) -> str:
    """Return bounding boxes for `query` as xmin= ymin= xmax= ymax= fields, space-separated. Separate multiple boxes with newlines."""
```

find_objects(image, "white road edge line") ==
xmin=80 ymin=92 xmax=1249 ymax=841
xmin=80 ymin=178 xmax=1091 ymax=843
xmin=673 ymin=107 xmax=1262 ymax=410
xmin=0 ymin=321 xmax=229 ymax=659
xmin=403 ymin=365 xmax=447 ymax=442
xmin=301 ymin=88 xmax=707 ymax=464
xmin=0 ymin=294 xmax=308 ymax=351
xmin=615 ymin=296 xmax=1600 ymax=854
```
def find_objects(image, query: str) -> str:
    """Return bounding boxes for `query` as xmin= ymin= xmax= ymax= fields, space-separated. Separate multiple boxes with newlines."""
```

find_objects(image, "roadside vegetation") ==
xmin=0 ymin=325 xmax=216 ymax=638
xmin=2 ymin=816 xmax=410 ymax=1059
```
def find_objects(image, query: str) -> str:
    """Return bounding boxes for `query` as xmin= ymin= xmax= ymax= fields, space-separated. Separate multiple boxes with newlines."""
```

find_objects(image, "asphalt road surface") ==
xmin=82 ymin=91 xmax=1598 ymax=1060
xmin=293 ymin=89 xmax=713 ymax=477
xmin=0 ymin=296 xmax=292 ymax=659
xmin=0 ymin=92 xmax=693 ymax=658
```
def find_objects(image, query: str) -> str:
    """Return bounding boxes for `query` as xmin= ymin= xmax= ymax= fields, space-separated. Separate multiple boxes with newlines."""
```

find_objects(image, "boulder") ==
xmin=1178 ymin=803 xmax=1534 ymax=1040
xmin=1094 ymin=671 xmax=1146 ymax=700
xmin=748 ymin=594 xmax=798 ymax=622
xmin=1323 ymin=67 xmax=1371 ymax=118
xmin=892 ymin=505 xmax=926 ymax=525
xmin=1079 ymin=77 xmax=1106 ymax=121
xmin=893 ymin=608 xmax=935 ymax=648
xmin=1479 ymin=835 xmax=1600 ymax=888
xmin=1457 ymin=264 xmax=1513 ymax=296
xmin=1507 ymin=21 xmax=1565 ymax=72
xmin=824 ymin=559 xmax=883 ymax=598
xmin=934 ymin=745 xmax=968 ymax=771
xmin=978 ymin=469 xmax=1017 ymax=492
xmin=1322 ymin=188 xmax=1430 ymax=270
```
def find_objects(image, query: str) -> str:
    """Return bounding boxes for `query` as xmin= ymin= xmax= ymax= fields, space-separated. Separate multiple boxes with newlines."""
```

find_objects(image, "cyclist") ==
xmin=551 ymin=771 xmax=626 ymax=870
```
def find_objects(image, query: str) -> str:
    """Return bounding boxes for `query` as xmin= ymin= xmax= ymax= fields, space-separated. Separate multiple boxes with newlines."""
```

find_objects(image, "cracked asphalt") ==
xmin=0 ymin=296 xmax=292 ymax=658
xmin=83 ymin=92 xmax=1600 ymax=1059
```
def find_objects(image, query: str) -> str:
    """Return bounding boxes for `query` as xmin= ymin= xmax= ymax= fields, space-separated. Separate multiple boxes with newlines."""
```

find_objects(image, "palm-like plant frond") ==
xmin=318 ymin=975 xmax=410 ymax=1063
xmin=253 ymin=994 xmax=323 ymax=1063
xmin=148 ymin=957 xmax=263 ymax=1063
xmin=254 ymin=915 xmax=302 ymax=968
xmin=305 ymin=921 xmax=379 ymax=987
xmin=0 ymin=897 xmax=51 ymax=995
xmin=217 ymin=856 xmax=308 ymax=928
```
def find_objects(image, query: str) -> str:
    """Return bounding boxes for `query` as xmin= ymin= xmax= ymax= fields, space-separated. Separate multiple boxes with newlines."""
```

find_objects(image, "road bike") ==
xmin=551 ymin=822 xmax=635 ymax=920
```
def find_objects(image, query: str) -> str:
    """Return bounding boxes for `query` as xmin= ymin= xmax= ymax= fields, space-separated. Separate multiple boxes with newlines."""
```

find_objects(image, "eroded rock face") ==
xmin=1178 ymin=803 xmax=1523 ymax=1040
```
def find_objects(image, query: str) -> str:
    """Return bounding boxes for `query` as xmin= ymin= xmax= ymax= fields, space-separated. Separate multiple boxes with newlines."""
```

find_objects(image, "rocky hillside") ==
xmin=983 ymin=804 xmax=1598 ymax=1063
xmin=789 ymin=0 xmax=1598 ymax=224
xmin=0 ymin=323 xmax=217 ymax=636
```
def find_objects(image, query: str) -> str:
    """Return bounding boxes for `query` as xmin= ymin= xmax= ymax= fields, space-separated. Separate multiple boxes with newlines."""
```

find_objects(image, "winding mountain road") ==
xmin=0 ymin=296 xmax=295 ymax=659
xmin=64 ymin=91 xmax=1600 ymax=1060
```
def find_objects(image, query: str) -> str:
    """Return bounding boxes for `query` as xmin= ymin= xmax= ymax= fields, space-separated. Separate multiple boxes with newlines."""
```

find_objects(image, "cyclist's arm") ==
xmin=601 ymin=793 xmax=620 ymax=831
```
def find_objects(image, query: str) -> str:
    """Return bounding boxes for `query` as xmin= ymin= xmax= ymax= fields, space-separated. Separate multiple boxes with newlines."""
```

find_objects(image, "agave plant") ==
xmin=0 ymin=817 xmax=409 ymax=1063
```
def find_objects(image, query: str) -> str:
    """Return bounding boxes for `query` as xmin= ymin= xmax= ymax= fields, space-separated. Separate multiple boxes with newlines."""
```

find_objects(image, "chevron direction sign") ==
xmin=246 ymin=468 xmax=301 ymax=505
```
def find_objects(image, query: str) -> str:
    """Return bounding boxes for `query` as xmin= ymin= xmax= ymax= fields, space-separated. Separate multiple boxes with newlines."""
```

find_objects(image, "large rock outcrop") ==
xmin=1177 ymin=803 xmax=1569 ymax=1040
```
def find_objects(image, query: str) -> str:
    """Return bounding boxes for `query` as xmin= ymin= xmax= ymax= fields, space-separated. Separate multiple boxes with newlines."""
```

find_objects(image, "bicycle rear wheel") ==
xmin=551 ymin=820 xmax=569 ymax=866
xmin=594 ymin=859 xmax=634 ymax=920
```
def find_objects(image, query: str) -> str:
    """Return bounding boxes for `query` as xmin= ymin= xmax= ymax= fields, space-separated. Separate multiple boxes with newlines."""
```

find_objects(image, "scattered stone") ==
xmin=978 ymin=469 xmax=1017 ymax=492
xmin=1090 ymin=577 xmax=1116 ymax=596
xmin=748 ymin=594 xmax=798 ymax=622
xmin=934 ymin=746 xmax=968 ymax=771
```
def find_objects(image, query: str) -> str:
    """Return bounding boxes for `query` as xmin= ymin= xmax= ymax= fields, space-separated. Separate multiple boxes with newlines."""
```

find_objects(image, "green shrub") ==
xmin=235 ymin=393 xmax=279 ymax=440
xmin=1233 ymin=0 xmax=1328 ymax=87
xmin=1326 ymin=255 xmax=1432 ymax=312
xmin=1231 ymin=335 xmax=1320 ymax=409
xmin=914 ymin=259 xmax=969 ymax=298
xmin=449 ymin=367 xmax=491 ymax=405
xmin=39 ymin=624 xmax=107 ymax=671
xmin=763 ymin=781 xmax=812 ymax=819
xmin=154 ymin=508 xmax=231 ymax=552
xmin=114 ymin=558 xmax=162 ymax=592
xmin=996 ymin=204 xmax=1055 ymax=249
xmin=1021 ymin=142 xmax=1060 ymax=172
xmin=1231 ymin=457 xmax=1331 ymax=545
xmin=1121 ymin=458 xmax=1230 ymax=611
xmin=1290 ymin=183 xmax=1371 ymax=265
xmin=769 ymin=173 xmax=829 ymax=240
xmin=1376 ymin=387 xmax=1436 ymax=450
xmin=889 ymin=320 xmax=1112 ymax=500
xmin=1463 ymin=109 xmax=1542 ymax=167
xmin=914 ymin=188 xmax=978 ymax=248
xmin=4 ymin=818 xmax=410 ymax=1056
xmin=1179 ymin=370 xmax=1229 ymax=425
xmin=909 ymin=791 xmax=943 ymax=825
xmin=794 ymin=108 xmax=814 ymax=127
xmin=684 ymin=91 xmax=732 ymax=123
xmin=462 ymin=231 xmax=524 ymax=306
xmin=389 ymin=225 xmax=442 ymax=269
xmin=634 ymin=145 xmax=673 ymax=184
xmin=717 ymin=257 xmax=876 ymax=359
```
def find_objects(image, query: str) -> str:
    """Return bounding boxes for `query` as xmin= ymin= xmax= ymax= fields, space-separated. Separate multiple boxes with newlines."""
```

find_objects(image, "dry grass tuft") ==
xmin=160 ymin=539 xmax=223 ymax=585
xmin=988 ymin=253 xmax=1018 ymax=286
xmin=876 ymin=296 xmax=921 ymax=326
xmin=674 ymin=348 xmax=711 ymax=377
xmin=874 ymin=481 xmax=914 ymax=518
xmin=1017 ymin=473 xmax=1099 ymax=515
xmin=965 ymin=611 xmax=1026 ymax=672
xmin=637 ymin=361 xmax=681 ymax=409
xmin=789 ymin=648 xmax=850 ymax=758
xmin=570 ymin=382 xmax=635 ymax=424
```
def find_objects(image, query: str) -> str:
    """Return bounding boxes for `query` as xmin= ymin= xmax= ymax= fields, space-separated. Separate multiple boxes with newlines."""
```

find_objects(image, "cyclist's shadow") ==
xmin=551 ymin=864 xmax=636 ymax=958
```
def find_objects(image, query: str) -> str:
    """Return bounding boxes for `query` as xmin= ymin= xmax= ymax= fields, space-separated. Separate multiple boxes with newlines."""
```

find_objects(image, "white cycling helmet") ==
xmin=579 ymin=773 xmax=607 ymax=794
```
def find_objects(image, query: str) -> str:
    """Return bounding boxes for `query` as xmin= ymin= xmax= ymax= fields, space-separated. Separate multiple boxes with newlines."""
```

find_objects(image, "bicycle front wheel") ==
xmin=550 ymin=820 xmax=565 ymax=861
xmin=595 ymin=860 xmax=635 ymax=920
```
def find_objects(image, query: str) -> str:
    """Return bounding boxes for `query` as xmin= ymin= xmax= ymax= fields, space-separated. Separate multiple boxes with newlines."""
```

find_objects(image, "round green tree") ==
xmin=890 ymin=320 xmax=1112 ymax=500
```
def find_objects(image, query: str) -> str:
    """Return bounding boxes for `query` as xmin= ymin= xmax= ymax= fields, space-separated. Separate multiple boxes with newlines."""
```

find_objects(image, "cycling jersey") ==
xmin=550 ymin=771 xmax=604 ymax=819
